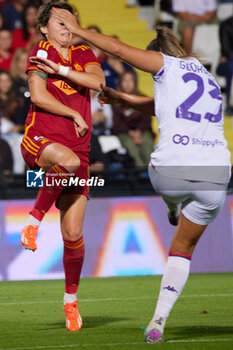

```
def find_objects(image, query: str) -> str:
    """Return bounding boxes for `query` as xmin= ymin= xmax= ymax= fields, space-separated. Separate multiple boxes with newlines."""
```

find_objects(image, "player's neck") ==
xmin=49 ymin=40 xmax=69 ymax=61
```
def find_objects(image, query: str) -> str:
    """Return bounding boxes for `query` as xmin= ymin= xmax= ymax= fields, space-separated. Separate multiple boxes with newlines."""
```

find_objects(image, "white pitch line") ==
xmin=0 ymin=293 xmax=232 ymax=306
xmin=1 ymin=338 xmax=233 ymax=350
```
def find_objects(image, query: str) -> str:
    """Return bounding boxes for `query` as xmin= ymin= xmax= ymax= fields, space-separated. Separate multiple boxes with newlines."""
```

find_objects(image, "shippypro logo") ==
xmin=172 ymin=134 xmax=189 ymax=145
xmin=26 ymin=169 xmax=44 ymax=188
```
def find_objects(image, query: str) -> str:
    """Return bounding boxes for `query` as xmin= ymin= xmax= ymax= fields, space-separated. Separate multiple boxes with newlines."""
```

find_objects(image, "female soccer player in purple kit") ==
xmin=50 ymin=8 xmax=231 ymax=343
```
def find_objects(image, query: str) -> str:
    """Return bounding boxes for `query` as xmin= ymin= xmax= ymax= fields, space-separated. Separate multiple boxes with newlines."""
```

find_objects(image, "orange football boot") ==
xmin=64 ymin=299 xmax=82 ymax=332
xmin=21 ymin=225 xmax=39 ymax=251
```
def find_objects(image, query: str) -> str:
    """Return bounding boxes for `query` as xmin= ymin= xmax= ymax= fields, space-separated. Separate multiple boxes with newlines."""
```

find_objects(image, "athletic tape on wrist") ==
xmin=58 ymin=65 xmax=69 ymax=77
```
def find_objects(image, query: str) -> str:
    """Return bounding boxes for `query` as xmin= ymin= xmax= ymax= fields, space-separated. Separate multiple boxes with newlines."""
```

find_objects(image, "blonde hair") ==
xmin=11 ymin=48 xmax=28 ymax=79
xmin=147 ymin=26 xmax=194 ymax=59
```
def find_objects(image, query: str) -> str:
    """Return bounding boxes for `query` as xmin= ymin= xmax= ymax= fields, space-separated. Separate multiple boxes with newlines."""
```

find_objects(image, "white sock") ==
xmin=25 ymin=215 xmax=41 ymax=227
xmin=147 ymin=255 xmax=191 ymax=333
xmin=63 ymin=292 xmax=77 ymax=304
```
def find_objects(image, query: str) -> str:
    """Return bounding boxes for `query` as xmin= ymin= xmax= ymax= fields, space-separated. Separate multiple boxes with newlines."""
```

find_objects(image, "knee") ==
xmin=61 ymin=154 xmax=80 ymax=174
xmin=62 ymin=225 xmax=83 ymax=242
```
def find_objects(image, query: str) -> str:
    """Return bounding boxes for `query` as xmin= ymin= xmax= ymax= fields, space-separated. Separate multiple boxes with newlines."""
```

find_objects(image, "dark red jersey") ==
xmin=24 ymin=40 xmax=100 ymax=165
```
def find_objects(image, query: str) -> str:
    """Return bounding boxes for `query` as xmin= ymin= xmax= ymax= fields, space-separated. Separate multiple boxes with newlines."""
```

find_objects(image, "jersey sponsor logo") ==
xmin=192 ymin=138 xmax=224 ymax=148
xmin=52 ymin=80 xmax=77 ymax=95
xmin=172 ymin=134 xmax=190 ymax=145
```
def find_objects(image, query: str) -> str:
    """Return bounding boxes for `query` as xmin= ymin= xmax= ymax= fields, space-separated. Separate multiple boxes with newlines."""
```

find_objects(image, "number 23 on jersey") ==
xmin=176 ymin=72 xmax=222 ymax=123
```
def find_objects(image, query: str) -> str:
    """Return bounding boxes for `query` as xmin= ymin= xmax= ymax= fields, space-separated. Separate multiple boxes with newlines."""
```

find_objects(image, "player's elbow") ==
xmin=30 ymin=90 xmax=46 ymax=106
xmin=30 ymin=93 xmax=38 ymax=105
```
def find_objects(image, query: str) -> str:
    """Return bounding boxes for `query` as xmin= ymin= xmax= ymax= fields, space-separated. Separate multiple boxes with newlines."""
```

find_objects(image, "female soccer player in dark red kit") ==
xmin=20 ymin=0 xmax=105 ymax=332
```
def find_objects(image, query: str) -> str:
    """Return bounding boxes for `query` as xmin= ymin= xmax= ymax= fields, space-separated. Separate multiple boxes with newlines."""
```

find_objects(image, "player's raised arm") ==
xmin=98 ymin=85 xmax=155 ymax=115
xmin=28 ymin=71 xmax=88 ymax=136
xmin=29 ymin=56 xmax=105 ymax=91
xmin=52 ymin=8 xmax=164 ymax=74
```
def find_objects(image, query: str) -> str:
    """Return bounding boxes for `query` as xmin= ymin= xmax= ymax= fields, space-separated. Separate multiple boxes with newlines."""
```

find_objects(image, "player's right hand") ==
xmin=73 ymin=114 xmax=88 ymax=137
xmin=98 ymin=84 xmax=120 ymax=107
xmin=29 ymin=56 xmax=59 ymax=75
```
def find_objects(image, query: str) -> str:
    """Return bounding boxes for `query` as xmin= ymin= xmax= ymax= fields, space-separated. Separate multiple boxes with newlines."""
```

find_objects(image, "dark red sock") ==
xmin=169 ymin=251 xmax=192 ymax=261
xmin=63 ymin=236 xmax=85 ymax=294
xmin=30 ymin=164 xmax=73 ymax=221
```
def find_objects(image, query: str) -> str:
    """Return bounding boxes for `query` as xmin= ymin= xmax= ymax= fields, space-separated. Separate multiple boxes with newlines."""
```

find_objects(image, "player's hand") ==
xmin=29 ymin=56 xmax=59 ymax=75
xmin=98 ymin=84 xmax=121 ymax=107
xmin=52 ymin=7 xmax=80 ymax=34
xmin=73 ymin=114 xmax=88 ymax=137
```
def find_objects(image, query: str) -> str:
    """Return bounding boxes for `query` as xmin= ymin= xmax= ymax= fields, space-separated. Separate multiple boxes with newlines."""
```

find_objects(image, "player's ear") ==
xmin=40 ymin=26 xmax=48 ymax=36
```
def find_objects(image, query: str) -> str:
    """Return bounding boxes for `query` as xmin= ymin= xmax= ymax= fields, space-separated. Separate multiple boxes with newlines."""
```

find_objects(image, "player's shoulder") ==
xmin=30 ymin=40 xmax=55 ymax=56
xmin=71 ymin=44 xmax=100 ymax=68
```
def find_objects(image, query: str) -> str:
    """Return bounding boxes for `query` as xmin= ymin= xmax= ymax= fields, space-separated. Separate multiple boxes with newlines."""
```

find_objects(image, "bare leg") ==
xmin=38 ymin=142 xmax=80 ymax=172
xmin=170 ymin=213 xmax=207 ymax=255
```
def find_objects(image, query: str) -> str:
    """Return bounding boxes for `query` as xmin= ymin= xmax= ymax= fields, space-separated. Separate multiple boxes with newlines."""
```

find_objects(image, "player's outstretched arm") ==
xmin=52 ymin=8 xmax=164 ymax=74
xmin=98 ymin=85 xmax=155 ymax=115
xmin=29 ymin=56 xmax=105 ymax=91
xmin=29 ymin=71 xmax=88 ymax=136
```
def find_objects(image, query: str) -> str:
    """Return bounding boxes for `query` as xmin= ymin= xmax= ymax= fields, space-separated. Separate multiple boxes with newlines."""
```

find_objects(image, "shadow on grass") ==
xmin=166 ymin=325 xmax=233 ymax=339
xmin=42 ymin=315 xmax=130 ymax=330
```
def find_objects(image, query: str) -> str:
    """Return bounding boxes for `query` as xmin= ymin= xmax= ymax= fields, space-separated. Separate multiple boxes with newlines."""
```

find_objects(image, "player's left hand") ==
xmin=98 ymin=85 xmax=121 ymax=107
xmin=52 ymin=7 xmax=80 ymax=34
xmin=29 ymin=56 xmax=59 ymax=75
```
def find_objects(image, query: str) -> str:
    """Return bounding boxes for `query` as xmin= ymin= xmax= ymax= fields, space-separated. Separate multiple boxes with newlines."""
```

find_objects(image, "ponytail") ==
xmin=147 ymin=26 xmax=193 ymax=59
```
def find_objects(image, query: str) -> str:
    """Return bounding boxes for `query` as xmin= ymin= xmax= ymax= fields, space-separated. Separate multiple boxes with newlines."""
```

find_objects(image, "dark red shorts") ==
xmin=21 ymin=133 xmax=90 ymax=199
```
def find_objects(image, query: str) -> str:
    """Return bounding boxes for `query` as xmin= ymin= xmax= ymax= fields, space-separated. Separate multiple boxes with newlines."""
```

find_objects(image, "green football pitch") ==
xmin=0 ymin=273 xmax=232 ymax=350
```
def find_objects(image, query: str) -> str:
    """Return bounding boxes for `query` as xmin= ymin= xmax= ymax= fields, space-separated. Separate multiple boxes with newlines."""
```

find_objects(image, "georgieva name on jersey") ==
xmin=151 ymin=54 xmax=231 ymax=183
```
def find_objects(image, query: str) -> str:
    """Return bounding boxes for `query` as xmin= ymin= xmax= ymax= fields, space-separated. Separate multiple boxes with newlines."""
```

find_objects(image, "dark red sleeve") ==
xmin=76 ymin=46 xmax=101 ymax=70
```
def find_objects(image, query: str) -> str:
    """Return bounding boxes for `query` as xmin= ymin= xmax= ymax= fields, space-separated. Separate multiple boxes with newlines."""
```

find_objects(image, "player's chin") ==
xmin=60 ymin=35 xmax=72 ymax=45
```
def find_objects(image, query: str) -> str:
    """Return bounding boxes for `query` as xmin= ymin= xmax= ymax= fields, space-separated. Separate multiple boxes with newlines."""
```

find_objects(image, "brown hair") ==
xmin=0 ymin=71 xmax=18 ymax=120
xmin=117 ymin=71 xmax=141 ymax=95
xmin=11 ymin=48 xmax=28 ymax=79
xmin=36 ymin=0 xmax=78 ymax=39
xmin=147 ymin=26 xmax=192 ymax=59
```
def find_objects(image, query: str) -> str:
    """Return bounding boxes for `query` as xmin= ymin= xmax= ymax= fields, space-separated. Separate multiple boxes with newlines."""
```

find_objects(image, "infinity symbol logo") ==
xmin=172 ymin=134 xmax=190 ymax=145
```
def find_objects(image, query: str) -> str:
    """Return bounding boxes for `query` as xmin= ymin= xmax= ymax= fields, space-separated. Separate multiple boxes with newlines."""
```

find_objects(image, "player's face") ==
xmin=121 ymin=73 xmax=135 ymax=94
xmin=42 ymin=15 xmax=72 ymax=47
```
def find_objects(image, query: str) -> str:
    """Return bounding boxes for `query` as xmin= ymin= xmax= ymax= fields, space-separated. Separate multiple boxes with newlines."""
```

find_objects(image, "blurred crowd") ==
xmin=0 ymin=0 xmax=233 ymax=176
